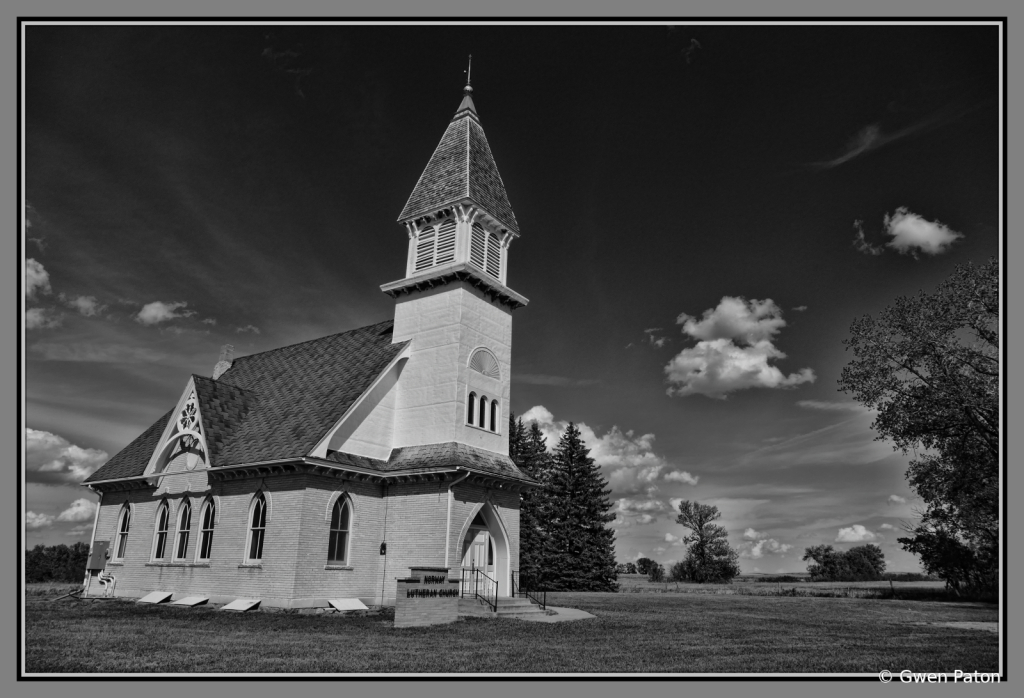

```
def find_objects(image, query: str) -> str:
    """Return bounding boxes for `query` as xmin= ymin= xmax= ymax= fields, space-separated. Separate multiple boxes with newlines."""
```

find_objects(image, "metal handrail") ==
xmin=461 ymin=567 xmax=497 ymax=612
xmin=511 ymin=569 xmax=546 ymax=610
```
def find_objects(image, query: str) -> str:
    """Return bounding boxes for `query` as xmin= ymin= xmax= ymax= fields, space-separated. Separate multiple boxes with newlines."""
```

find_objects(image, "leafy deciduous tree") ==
xmin=674 ymin=500 xmax=741 ymax=583
xmin=839 ymin=258 xmax=999 ymax=597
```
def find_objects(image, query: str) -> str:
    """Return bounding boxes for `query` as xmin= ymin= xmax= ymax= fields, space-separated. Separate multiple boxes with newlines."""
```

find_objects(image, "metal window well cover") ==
xmin=328 ymin=598 xmax=369 ymax=611
xmin=219 ymin=599 xmax=260 ymax=612
xmin=137 ymin=591 xmax=173 ymax=604
xmin=170 ymin=596 xmax=209 ymax=607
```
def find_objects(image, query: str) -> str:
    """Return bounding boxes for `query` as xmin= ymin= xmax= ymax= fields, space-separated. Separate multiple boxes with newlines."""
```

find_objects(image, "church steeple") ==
xmin=385 ymin=78 xmax=526 ymax=310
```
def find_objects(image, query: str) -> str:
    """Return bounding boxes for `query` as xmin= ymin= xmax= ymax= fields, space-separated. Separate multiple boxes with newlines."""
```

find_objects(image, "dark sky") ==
xmin=24 ymin=23 xmax=1000 ymax=571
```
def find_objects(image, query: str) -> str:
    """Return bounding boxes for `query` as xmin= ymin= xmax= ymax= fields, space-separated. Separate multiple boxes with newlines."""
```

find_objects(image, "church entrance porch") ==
xmin=458 ymin=505 xmax=509 ymax=599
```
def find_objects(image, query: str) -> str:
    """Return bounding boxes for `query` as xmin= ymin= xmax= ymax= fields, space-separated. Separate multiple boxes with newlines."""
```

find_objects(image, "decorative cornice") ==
xmin=380 ymin=262 xmax=529 ymax=310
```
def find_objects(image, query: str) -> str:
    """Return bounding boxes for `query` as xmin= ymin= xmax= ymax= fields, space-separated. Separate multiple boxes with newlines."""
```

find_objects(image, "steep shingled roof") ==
xmin=84 ymin=320 xmax=408 ymax=483
xmin=326 ymin=441 xmax=536 ymax=484
xmin=397 ymin=91 xmax=519 ymax=235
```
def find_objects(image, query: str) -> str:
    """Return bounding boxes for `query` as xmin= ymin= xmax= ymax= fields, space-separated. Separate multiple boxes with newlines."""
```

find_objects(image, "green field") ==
xmin=616 ymin=574 xmax=952 ymax=600
xmin=23 ymin=585 xmax=998 ymax=674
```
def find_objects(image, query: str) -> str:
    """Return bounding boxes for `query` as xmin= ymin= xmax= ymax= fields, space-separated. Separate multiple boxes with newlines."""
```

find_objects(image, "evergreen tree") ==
xmin=541 ymin=423 xmax=618 ymax=591
xmin=509 ymin=415 xmax=551 ymax=590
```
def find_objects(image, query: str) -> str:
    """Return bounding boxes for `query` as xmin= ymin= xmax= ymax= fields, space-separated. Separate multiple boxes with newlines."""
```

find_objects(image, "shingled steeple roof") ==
xmin=397 ymin=85 xmax=519 ymax=236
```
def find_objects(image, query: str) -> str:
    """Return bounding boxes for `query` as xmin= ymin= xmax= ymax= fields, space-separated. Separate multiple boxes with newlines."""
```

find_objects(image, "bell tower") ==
xmin=382 ymin=79 xmax=528 ymax=455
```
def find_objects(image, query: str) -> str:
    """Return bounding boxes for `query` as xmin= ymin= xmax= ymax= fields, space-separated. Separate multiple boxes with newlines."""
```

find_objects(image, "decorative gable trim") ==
xmin=143 ymin=377 xmax=211 ymax=481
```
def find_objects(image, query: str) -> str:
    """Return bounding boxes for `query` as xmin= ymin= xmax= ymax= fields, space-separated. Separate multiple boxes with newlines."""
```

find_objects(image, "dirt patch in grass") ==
xmin=24 ymin=590 xmax=998 ymax=674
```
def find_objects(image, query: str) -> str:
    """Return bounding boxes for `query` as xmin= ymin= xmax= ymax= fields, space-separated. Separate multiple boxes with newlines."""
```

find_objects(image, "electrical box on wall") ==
xmin=86 ymin=540 xmax=109 ymax=571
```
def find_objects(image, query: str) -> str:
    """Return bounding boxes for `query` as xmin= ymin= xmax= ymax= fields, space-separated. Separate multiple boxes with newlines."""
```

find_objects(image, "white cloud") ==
xmin=739 ymin=538 xmax=793 ymax=559
xmin=27 ymin=512 xmax=55 ymax=529
xmin=836 ymin=524 xmax=877 ymax=542
xmin=665 ymin=297 xmax=815 ymax=399
xmin=26 ymin=258 xmax=51 ymax=298
xmin=664 ymin=470 xmax=699 ymax=485
xmin=202 ymin=317 xmax=217 ymax=325
xmin=791 ymin=306 xmax=808 ymax=312
xmin=884 ymin=207 xmax=963 ymax=256
xmin=235 ymin=324 xmax=261 ymax=334
xmin=26 ymin=428 xmax=108 ymax=484
xmin=60 ymin=294 xmax=105 ymax=317
xmin=135 ymin=301 xmax=195 ymax=325
xmin=888 ymin=494 xmax=907 ymax=505
xmin=522 ymin=405 xmax=698 ymax=496
xmin=738 ymin=528 xmax=793 ymax=558
xmin=65 ymin=524 xmax=93 ymax=537
xmin=57 ymin=498 xmax=98 ymax=523
xmin=26 ymin=308 xmax=62 ymax=330
xmin=880 ymin=523 xmax=896 ymax=530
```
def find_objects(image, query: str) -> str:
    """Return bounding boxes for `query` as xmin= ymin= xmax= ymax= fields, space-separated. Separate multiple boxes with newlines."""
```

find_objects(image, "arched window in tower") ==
xmin=174 ymin=500 xmax=192 ymax=560
xmin=328 ymin=498 xmax=351 ymax=564
xmin=478 ymin=395 xmax=487 ymax=428
xmin=246 ymin=493 xmax=267 ymax=562
xmin=467 ymin=391 xmax=477 ymax=425
xmin=197 ymin=499 xmax=215 ymax=561
xmin=152 ymin=501 xmax=169 ymax=561
xmin=490 ymin=399 xmax=498 ymax=432
xmin=468 ymin=348 xmax=500 ymax=379
xmin=114 ymin=504 xmax=131 ymax=561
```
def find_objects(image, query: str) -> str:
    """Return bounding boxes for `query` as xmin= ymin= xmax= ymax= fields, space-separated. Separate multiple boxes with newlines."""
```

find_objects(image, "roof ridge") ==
xmin=229 ymin=319 xmax=394 ymax=363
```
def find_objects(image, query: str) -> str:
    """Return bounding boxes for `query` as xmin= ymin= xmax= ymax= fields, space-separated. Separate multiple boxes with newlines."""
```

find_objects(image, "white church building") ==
xmin=81 ymin=80 xmax=538 ymax=608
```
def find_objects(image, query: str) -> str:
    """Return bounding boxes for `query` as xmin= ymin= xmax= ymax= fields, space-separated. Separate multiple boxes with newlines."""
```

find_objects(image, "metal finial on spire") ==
xmin=464 ymin=54 xmax=473 ymax=92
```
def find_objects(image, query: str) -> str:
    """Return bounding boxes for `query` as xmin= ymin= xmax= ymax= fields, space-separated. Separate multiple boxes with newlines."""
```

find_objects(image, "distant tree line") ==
xmin=26 ymin=543 xmax=89 ymax=584
xmin=802 ymin=544 xmax=886 ymax=582
xmin=510 ymin=416 xmax=619 ymax=592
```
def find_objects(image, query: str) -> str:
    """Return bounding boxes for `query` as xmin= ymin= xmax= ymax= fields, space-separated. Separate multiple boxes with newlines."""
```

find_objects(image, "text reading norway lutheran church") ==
xmin=80 ymin=80 xmax=540 ymax=609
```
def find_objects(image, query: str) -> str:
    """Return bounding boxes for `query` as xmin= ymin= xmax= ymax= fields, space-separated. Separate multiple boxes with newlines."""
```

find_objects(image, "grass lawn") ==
xmin=24 ymin=588 xmax=998 ymax=674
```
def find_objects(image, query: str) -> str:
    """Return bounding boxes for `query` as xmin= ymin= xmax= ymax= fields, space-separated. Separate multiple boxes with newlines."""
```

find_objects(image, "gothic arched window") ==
xmin=114 ymin=504 xmax=131 ymax=561
xmin=490 ymin=399 xmax=498 ymax=433
xmin=328 ymin=499 xmax=351 ymax=564
xmin=246 ymin=493 xmax=267 ymax=562
xmin=197 ymin=499 xmax=215 ymax=561
xmin=174 ymin=500 xmax=192 ymax=560
xmin=152 ymin=501 xmax=170 ymax=560
xmin=478 ymin=395 xmax=487 ymax=428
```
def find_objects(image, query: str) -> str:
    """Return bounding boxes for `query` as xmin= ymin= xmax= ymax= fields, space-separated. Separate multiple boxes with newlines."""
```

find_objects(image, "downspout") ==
xmin=444 ymin=469 xmax=472 ymax=568
xmin=84 ymin=486 xmax=102 ymax=595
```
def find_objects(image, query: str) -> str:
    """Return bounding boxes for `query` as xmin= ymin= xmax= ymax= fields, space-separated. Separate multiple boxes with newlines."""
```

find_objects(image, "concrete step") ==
xmin=458 ymin=596 xmax=546 ymax=618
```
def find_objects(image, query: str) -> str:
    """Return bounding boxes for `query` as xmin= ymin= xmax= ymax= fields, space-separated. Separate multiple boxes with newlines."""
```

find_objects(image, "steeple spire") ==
xmin=456 ymin=55 xmax=478 ymax=118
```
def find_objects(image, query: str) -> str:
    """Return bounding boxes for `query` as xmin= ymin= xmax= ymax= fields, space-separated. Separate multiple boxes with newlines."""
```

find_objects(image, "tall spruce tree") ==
xmin=509 ymin=415 xmax=551 ymax=589
xmin=541 ymin=423 xmax=619 ymax=591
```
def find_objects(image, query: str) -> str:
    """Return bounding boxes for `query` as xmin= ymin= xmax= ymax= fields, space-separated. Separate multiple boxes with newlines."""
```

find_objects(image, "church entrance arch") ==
xmin=458 ymin=503 xmax=510 ymax=598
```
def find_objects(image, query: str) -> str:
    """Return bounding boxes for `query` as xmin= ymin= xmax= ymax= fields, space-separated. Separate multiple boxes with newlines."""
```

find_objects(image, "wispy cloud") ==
xmin=135 ymin=301 xmax=195 ymax=325
xmin=201 ymin=318 xmax=217 ymax=325
xmin=235 ymin=324 xmax=261 ymax=334
xmin=31 ymin=342 xmax=167 ymax=363
xmin=26 ymin=308 xmax=62 ymax=330
xmin=513 ymin=374 xmax=601 ymax=387
xmin=59 ymin=293 xmax=106 ymax=317
xmin=665 ymin=297 xmax=815 ymax=398
xmin=888 ymin=494 xmax=907 ymax=505
xmin=27 ymin=512 xmax=55 ymax=529
xmin=852 ymin=220 xmax=884 ymax=255
xmin=26 ymin=428 xmax=109 ymax=484
xmin=797 ymin=399 xmax=868 ymax=413
xmin=791 ymin=306 xmax=808 ymax=312
xmin=810 ymin=104 xmax=972 ymax=170
xmin=26 ymin=259 xmax=52 ymax=298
